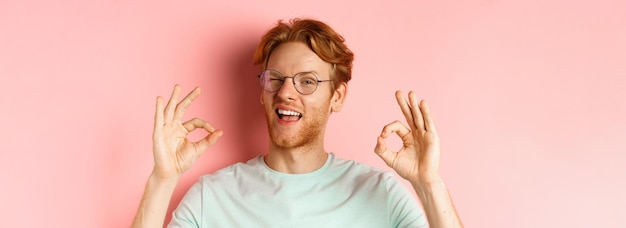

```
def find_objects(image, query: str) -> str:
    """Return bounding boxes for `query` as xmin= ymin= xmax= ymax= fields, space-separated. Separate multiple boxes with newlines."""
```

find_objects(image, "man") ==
xmin=132 ymin=18 xmax=463 ymax=227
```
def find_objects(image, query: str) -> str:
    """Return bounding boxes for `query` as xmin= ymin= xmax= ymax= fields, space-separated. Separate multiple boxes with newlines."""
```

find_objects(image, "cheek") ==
xmin=260 ymin=94 xmax=264 ymax=104
xmin=261 ymin=93 xmax=273 ymax=106
xmin=305 ymin=98 xmax=333 ymax=114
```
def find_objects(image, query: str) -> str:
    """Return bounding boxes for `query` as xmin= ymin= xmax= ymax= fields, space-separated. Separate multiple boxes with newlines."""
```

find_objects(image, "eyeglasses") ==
xmin=258 ymin=69 xmax=333 ymax=95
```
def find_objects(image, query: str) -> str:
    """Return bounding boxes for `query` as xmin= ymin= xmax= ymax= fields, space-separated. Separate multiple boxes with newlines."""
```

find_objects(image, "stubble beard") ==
xmin=265 ymin=112 xmax=327 ymax=150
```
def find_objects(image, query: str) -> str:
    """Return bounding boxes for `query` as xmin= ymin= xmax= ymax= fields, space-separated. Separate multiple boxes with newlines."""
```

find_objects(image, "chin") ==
xmin=269 ymin=133 xmax=305 ymax=149
xmin=265 ymin=112 xmax=327 ymax=150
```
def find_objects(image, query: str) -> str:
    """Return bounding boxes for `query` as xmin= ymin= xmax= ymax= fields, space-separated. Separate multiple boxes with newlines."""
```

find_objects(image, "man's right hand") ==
xmin=151 ymin=85 xmax=223 ymax=180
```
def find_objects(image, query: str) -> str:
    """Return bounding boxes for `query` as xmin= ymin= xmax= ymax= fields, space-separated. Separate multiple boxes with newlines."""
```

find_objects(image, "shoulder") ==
xmin=328 ymin=154 xmax=398 ymax=188
xmin=328 ymin=156 xmax=426 ymax=227
xmin=198 ymin=155 xmax=265 ymax=184
xmin=330 ymin=154 xmax=392 ymax=175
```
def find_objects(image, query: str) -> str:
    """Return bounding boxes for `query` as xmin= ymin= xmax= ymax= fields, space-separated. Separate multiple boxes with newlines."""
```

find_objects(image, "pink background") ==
xmin=1 ymin=0 xmax=625 ymax=227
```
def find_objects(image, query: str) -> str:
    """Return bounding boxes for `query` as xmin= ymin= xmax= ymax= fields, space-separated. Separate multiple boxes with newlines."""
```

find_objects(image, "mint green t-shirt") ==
xmin=169 ymin=153 xmax=427 ymax=227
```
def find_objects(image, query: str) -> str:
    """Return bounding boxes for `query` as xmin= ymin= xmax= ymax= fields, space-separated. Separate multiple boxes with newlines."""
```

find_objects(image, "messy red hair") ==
xmin=253 ymin=18 xmax=354 ymax=84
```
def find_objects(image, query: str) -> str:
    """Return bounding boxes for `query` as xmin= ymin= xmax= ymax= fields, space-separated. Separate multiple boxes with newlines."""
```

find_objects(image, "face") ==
xmin=260 ymin=42 xmax=346 ymax=150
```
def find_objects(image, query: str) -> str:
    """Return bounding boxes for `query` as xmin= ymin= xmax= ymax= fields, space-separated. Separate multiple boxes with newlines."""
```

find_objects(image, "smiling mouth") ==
xmin=276 ymin=109 xmax=302 ymax=121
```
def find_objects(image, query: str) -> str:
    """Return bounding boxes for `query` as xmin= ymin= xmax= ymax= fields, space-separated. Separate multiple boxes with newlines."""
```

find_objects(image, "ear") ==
xmin=330 ymin=82 xmax=348 ymax=112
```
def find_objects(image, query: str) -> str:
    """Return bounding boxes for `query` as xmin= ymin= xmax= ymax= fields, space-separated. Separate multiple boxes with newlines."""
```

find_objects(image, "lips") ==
xmin=276 ymin=108 xmax=302 ymax=121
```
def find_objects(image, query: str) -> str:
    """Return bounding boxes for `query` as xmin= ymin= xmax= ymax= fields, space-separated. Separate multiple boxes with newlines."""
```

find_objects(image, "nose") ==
xmin=276 ymin=77 xmax=298 ymax=101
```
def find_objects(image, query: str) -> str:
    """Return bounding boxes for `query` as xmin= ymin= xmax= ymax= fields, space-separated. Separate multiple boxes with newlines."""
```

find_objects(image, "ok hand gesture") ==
xmin=374 ymin=91 xmax=442 ymax=185
xmin=151 ymin=85 xmax=223 ymax=179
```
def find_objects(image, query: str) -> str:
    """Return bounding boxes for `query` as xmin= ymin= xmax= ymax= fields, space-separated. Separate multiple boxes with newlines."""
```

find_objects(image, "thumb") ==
xmin=195 ymin=130 xmax=224 ymax=152
xmin=374 ymin=136 xmax=395 ymax=167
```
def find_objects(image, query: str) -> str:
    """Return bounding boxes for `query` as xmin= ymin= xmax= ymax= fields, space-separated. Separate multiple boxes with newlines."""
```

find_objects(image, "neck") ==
xmin=264 ymin=145 xmax=329 ymax=174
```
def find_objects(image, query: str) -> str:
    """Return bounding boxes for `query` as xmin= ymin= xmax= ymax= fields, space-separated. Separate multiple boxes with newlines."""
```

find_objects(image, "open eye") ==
xmin=297 ymin=73 xmax=318 ymax=86
xmin=301 ymin=78 xmax=315 ymax=85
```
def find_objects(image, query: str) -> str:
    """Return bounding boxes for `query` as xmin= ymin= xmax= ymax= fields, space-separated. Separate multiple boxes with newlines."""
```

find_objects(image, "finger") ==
xmin=409 ymin=91 xmax=425 ymax=132
xmin=182 ymin=118 xmax=215 ymax=133
xmin=182 ymin=118 xmax=223 ymax=151
xmin=380 ymin=120 xmax=414 ymax=147
xmin=173 ymin=87 xmax=201 ymax=121
xmin=164 ymin=85 xmax=182 ymax=123
xmin=420 ymin=100 xmax=439 ymax=135
xmin=374 ymin=135 xmax=389 ymax=155
xmin=196 ymin=129 xmax=224 ymax=151
xmin=374 ymin=121 xmax=398 ymax=154
xmin=154 ymin=96 xmax=164 ymax=131
xmin=395 ymin=91 xmax=415 ymax=130
xmin=374 ymin=136 xmax=395 ymax=167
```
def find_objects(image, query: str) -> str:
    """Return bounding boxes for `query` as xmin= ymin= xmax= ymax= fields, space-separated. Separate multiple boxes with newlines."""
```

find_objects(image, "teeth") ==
xmin=278 ymin=109 xmax=302 ymax=117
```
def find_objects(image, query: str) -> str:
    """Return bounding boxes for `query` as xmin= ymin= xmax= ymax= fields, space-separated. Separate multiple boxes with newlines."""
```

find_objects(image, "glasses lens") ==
xmin=294 ymin=73 xmax=318 ymax=95
xmin=260 ymin=70 xmax=284 ymax=92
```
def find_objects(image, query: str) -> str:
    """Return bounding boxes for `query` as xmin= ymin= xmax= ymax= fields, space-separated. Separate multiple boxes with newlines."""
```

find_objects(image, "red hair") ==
xmin=253 ymin=18 xmax=354 ymax=84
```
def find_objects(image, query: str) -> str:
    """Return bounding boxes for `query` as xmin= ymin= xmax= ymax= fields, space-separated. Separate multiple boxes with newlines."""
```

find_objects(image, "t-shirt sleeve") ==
xmin=168 ymin=179 xmax=203 ymax=228
xmin=384 ymin=173 xmax=429 ymax=228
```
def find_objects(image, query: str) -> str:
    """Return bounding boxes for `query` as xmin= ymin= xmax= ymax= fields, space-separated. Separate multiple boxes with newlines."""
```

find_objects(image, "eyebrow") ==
xmin=266 ymin=68 xmax=319 ymax=75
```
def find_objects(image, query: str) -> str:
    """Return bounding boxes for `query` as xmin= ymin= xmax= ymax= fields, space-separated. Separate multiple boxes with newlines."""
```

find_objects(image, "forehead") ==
xmin=266 ymin=42 xmax=332 ymax=75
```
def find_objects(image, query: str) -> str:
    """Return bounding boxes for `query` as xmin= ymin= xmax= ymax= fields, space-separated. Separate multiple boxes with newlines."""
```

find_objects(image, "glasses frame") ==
xmin=257 ymin=69 xmax=333 ymax=95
